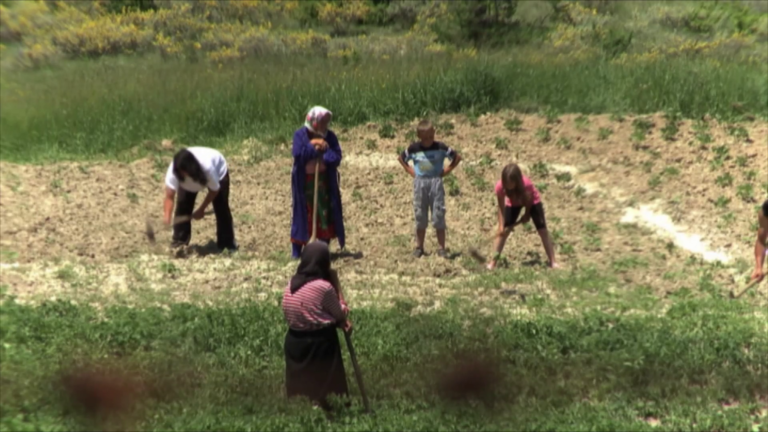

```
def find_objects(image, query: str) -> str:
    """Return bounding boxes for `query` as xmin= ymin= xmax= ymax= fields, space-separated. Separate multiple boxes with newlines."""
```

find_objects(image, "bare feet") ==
xmin=549 ymin=262 xmax=560 ymax=269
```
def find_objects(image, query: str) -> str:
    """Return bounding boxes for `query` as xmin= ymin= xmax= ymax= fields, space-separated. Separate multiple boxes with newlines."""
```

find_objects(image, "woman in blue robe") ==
xmin=290 ymin=106 xmax=346 ymax=259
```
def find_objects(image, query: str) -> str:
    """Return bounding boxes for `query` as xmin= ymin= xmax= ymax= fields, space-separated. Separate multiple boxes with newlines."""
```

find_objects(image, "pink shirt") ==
xmin=494 ymin=176 xmax=541 ymax=207
xmin=282 ymin=279 xmax=349 ymax=331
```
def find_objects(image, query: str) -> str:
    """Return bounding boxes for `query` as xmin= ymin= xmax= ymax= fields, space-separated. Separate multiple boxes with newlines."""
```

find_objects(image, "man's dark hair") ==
xmin=172 ymin=148 xmax=207 ymax=186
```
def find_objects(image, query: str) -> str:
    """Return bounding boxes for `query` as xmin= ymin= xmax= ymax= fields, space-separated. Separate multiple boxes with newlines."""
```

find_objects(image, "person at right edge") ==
xmin=282 ymin=241 xmax=352 ymax=412
xmin=752 ymin=198 xmax=768 ymax=283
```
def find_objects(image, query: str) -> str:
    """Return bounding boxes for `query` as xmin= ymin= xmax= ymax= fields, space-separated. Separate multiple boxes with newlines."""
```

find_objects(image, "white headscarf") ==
xmin=304 ymin=106 xmax=332 ymax=137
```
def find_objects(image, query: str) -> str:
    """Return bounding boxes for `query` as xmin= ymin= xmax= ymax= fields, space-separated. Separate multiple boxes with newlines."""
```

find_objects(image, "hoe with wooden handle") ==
xmin=310 ymin=157 xmax=321 ymax=243
xmin=144 ymin=210 xmax=214 ymax=244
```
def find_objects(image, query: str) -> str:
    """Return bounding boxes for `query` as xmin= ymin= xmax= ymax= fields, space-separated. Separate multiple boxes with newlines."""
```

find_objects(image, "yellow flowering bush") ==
xmin=0 ymin=0 xmax=51 ymax=42
xmin=317 ymin=0 xmax=371 ymax=34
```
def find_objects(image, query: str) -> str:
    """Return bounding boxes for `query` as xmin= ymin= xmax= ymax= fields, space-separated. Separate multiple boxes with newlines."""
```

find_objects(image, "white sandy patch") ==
xmin=547 ymin=164 xmax=731 ymax=263
xmin=620 ymin=202 xmax=731 ymax=263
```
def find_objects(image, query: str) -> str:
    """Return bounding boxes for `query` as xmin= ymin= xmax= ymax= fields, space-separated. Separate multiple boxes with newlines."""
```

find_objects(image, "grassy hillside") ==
xmin=0 ymin=0 xmax=766 ymax=162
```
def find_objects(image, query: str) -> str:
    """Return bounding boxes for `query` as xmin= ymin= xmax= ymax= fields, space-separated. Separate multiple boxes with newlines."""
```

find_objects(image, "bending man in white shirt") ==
xmin=163 ymin=147 xmax=237 ymax=251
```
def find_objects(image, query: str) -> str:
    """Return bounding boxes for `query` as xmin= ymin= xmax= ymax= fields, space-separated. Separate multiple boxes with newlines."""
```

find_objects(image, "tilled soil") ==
xmin=1 ymin=111 xmax=766 ymax=304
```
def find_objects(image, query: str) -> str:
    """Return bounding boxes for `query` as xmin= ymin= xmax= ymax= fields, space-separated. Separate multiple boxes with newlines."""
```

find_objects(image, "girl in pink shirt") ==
xmin=488 ymin=163 xmax=558 ymax=270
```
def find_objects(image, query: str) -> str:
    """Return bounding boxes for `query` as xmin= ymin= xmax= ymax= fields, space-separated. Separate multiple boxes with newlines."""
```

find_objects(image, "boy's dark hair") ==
xmin=501 ymin=163 xmax=526 ymax=202
xmin=417 ymin=119 xmax=434 ymax=134
xmin=172 ymin=148 xmax=207 ymax=186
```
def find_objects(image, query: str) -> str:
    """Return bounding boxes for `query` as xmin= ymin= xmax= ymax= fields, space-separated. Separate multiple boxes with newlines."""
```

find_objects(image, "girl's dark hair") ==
xmin=501 ymin=163 xmax=525 ymax=201
xmin=172 ymin=148 xmax=207 ymax=186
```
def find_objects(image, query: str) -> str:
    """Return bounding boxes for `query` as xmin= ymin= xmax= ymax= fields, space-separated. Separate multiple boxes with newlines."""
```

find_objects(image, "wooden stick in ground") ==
xmin=310 ymin=157 xmax=321 ymax=243
xmin=343 ymin=330 xmax=371 ymax=414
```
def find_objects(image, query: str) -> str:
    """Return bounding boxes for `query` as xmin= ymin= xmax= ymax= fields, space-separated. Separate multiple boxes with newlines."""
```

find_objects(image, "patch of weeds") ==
xmin=714 ymin=196 xmax=731 ymax=209
xmin=610 ymin=112 xmax=625 ymax=122
xmin=611 ymin=256 xmax=649 ymax=273
xmin=641 ymin=160 xmax=654 ymax=173
xmin=556 ymin=137 xmax=572 ymax=150
xmin=536 ymin=127 xmax=551 ymax=143
xmin=583 ymin=221 xmax=601 ymax=236
xmin=661 ymin=111 xmax=681 ymax=141
xmin=352 ymin=188 xmax=363 ymax=201
xmin=584 ymin=235 xmax=602 ymax=251
xmin=744 ymin=170 xmax=757 ymax=181
xmin=661 ymin=166 xmax=680 ymax=176
xmin=555 ymin=172 xmax=572 ymax=184
xmin=573 ymin=185 xmax=587 ymax=198
xmin=531 ymin=161 xmax=550 ymax=178
xmin=152 ymin=154 xmax=167 ymax=172
xmin=736 ymin=183 xmax=753 ymax=202
xmin=504 ymin=117 xmax=523 ymax=132
xmin=378 ymin=123 xmax=396 ymax=139
xmin=0 ymin=249 xmax=19 ymax=262
xmin=444 ymin=175 xmax=460 ymax=197
xmin=648 ymin=174 xmax=662 ymax=189
xmin=55 ymin=265 xmax=78 ymax=283
xmin=631 ymin=117 xmax=653 ymax=141
xmin=50 ymin=179 xmax=62 ymax=191
xmin=479 ymin=154 xmax=494 ymax=168
xmin=598 ymin=127 xmax=612 ymax=140
xmin=383 ymin=172 xmax=395 ymax=185
xmin=559 ymin=242 xmax=575 ymax=255
xmin=494 ymin=137 xmax=509 ymax=150
xmin=696 ymin=132 xmax=713 ymax=145
xmin=78 ymin=165 xmax=90 ymax=175
xmin=536 ymin=182 xmax=549 ymax=193
xmin=364 ymin=138 xmax=377 ymax=151
xmin=471 ymin=176 xmax=490 ymax=191
xmin=665 ymin=241 xmax=676 ymax=254
xmin=735 ymin=156 xmax=748 ymax=168
xmin=389 ymin=234 xmax=410 ymax=248
xmin=552 ymin=229 xmax=563 ymax=242
xmin=464 ymin=165 xmax=477 ymax=178
xmin=727 ymin=125 xmax=750 ymax=142
xmin=692 ymin=119 xmax=709 ymax=133
xmin=404 ymin=130 xmax=417 ymax=142
xmin=574 ymin=114 xmax=590 ymax=130
xmin=127 ymin=192 xmax=139 ymax=204
xmin=721 ymin=212 xmax=735 ymax=224
xmin=542 ymin=106 xmax=560 ymax=124
xmin=712 ymin=145 xmax=729 ymax=160
xmin=466 ymin=110 xmax=479 ymax=127
xmin=158 ymin=261 xmax=180 ymax=276
xmin=715 ymin=173 xmax=734 ymax=187
xmin=437 ymin=121 xmax=455 ymax=135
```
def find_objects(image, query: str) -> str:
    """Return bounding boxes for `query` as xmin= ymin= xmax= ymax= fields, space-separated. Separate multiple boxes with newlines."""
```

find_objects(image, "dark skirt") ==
xmin=284 ymin=325 xmax=349 ymax=410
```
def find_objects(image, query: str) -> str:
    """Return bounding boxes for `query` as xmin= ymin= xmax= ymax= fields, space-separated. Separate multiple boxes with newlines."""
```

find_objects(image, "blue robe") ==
xmin=290 ymin=126 xmax=345 ymax=258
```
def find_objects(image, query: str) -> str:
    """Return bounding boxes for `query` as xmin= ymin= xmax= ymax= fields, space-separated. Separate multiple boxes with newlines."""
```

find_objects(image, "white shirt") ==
xmin=165 ymin=147 xmax=228 ymax=193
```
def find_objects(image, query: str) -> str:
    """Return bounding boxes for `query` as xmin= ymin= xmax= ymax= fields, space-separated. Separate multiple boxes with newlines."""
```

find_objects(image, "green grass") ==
xmin=1 ymin=295 xmax=766 ymax=432
xmin=1 ymin=53 xmax=766 ymax=163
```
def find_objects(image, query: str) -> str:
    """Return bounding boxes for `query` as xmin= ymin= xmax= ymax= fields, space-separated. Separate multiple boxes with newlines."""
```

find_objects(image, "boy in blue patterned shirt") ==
xmin=398 ymin=120 xmax=462 ymax=258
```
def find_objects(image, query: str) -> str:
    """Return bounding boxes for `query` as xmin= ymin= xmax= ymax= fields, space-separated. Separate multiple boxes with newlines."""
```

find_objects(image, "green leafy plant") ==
xmin=504 ymin=117 xmax=523 ymax=132
xmin=379 ymin=122 xmax=396 ymax=139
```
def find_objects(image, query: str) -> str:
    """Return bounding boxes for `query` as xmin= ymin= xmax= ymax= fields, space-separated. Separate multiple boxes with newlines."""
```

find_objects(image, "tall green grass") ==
xmin=1 ymin=54 xmax=766 ymax=163
xmin=1 ymin=296 xmax=767 ymax=431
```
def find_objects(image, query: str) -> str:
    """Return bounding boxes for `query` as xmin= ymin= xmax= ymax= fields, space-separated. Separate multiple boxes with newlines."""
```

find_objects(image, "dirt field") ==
xmin=1 ymin=111 xmax=766 ymax=308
